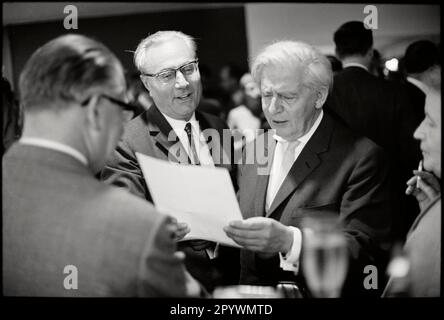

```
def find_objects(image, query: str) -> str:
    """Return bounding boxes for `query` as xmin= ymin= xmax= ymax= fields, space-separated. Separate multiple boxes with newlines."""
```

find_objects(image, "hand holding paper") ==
xmin=136 ymin=152 xmax=243 ymax=247
xmin=169 ymin=217 xmax=191 ymax=241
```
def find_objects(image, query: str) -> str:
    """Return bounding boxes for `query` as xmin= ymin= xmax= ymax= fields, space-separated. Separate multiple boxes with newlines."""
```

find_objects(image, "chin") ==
xmin=274 ymin=128 xmax=292 ymax=139
xmin=422 ymin=158 xmax=433 ymax=172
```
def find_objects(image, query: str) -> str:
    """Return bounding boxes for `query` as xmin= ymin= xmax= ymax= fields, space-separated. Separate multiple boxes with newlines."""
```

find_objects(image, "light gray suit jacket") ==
xmin=383 ymin=196 xmax=441 ymax=297
xmin=3 ymin=143 xmax=187 ymax=297
xmin=405 ymin=196 xmax=441 ymax=297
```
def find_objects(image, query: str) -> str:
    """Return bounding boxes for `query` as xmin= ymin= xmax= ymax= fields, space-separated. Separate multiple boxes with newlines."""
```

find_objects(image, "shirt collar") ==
xmin=406 ymin=77 xmax=428 ymax=94
xmin=343 ymin=62 xmax=369 ymax=72
xmin=19 ymin=137 xmax=88 ymax=166
xmin=273 ymin=109 xmax=324 ymax=146
xmin=161 ymin=111 xmax=198 ymax=133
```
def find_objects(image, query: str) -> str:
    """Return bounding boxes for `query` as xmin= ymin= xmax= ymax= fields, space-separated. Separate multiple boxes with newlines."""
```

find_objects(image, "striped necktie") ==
xmin=184 ymin=122 xmax=200 ymax=165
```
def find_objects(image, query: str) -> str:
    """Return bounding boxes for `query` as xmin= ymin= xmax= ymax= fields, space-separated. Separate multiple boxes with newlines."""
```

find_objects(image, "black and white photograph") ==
xmin=2 ymin=1 xmax=441 ymax=310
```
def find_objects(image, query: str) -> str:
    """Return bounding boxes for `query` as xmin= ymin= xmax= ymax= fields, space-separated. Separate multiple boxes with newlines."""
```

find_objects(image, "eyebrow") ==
xmin=261 ymin=87 xmax=298 ymax=95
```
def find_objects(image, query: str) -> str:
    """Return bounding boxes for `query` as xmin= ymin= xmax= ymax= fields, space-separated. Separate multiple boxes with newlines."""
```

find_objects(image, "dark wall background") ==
xmin=7 ymin=6 xmax=249 ymax=91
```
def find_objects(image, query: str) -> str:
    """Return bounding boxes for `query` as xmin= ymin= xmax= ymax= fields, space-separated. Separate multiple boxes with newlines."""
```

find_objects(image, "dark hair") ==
xmin=334 ymin=21 xmax=373 ymax=59
xmin=326 ymin=55 xmax=343 ymax=73
xmin=221 ymin=64 xmax=245 ymax=82
xmin=19 ymin=34 xmax=125 ymax=111
xmin=404 ymin=40 xmax=440 ymax=74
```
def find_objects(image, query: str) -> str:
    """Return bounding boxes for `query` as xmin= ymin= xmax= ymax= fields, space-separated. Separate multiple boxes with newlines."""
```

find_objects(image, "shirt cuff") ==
xmin=279 ymin=227 xmax=302 ymax=274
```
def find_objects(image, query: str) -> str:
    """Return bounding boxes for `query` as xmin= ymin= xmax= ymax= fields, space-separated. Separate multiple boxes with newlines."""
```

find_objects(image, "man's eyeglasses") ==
xmin=141 ymin=59 xmax=199 ymax=84
xmin=81 ymin=94 xmax=139 ymax=114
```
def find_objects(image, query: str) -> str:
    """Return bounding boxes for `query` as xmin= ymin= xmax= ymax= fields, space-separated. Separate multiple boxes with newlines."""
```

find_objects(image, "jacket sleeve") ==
xmin=101 ymin=139 xmax=150 ymax=201
xmin=137 ymin=215 xmax=188 ymax=297
xmin=340 ymin=144 xmax=393 ymax=296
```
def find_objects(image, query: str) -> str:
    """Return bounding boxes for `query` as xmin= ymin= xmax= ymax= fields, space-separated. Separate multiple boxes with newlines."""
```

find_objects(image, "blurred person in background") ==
xmin=326 ymin=20 xmax=422 ymax=244
xmin=219 ymin=63 xmax=246 ymax=116
xmin=2 ymin=74 xmax=23 ymax=154
xmin=3 ymin=34 xmax=196 ymax=297
xmin=197 ymin=63 xmax=224 ymax=118
xmin=227 ymin=73 xmax=262 ymax=151
xmin=369 ymin=49 xmax=384 ymax=79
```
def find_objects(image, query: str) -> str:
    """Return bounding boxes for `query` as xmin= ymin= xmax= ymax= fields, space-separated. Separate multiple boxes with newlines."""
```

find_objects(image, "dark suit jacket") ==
xmin=326 ymin=66 xmax=422 ymax=241
xmin=237 ymin=111 xmax=393 ymax=297
xmin=3 ymin=144 xmax=187 ymax=297
xmin=101 ymin=105 xmax=239 ymax=292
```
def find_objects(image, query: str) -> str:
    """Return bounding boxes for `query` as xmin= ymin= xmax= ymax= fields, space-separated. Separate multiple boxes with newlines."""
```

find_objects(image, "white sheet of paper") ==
xmin=136 ymin=152 xmax=242 ymax=247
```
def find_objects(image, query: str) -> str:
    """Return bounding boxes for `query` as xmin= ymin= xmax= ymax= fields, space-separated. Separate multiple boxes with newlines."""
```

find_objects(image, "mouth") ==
xmin=272 ymin=120 xmax=288 ymax=126
xmin=175 ymin=93 xmax=193 ymax=101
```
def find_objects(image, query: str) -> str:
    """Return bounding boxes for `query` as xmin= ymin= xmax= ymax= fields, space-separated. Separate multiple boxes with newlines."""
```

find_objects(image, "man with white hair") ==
xmin=101 ymin=31 xmax=239 ymax=293
xmin=224 ymin=40 xmax=393 ymax=297
xmin=3 ymin=34 xmax=191 ymax=296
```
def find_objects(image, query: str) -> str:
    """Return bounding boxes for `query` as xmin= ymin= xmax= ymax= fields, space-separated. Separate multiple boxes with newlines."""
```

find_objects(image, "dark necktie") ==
xmin=184 ymin=122 xmax=200 ymax=165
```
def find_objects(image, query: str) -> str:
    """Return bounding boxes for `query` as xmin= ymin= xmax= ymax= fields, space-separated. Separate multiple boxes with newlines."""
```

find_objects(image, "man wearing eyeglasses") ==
xmin=3 ymin=34 xmax=197 ymax=297
xmin=101 ymin=31 xmax=239 ymax=293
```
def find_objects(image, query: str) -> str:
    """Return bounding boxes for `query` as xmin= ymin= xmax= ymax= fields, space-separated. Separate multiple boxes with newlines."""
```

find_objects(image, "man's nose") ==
xmin=268 ymin=96 xmax=281 ymax=114
xmin=175 ymin=70 xmax=189 ymax=88
xmin=413 ymin=122 xmax=424 ymax=141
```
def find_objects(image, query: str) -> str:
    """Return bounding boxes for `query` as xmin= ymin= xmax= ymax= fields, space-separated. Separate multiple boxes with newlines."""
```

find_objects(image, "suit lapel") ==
xmin=145 ymin=105 xmax=190 ymax=164
xmin=266 ymin=113 xmax=334 ymax=217
xmin=266 ymin=149 xmax=320 ymax=217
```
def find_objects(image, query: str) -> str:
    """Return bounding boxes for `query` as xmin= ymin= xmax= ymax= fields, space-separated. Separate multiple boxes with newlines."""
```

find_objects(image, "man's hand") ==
xmin=223 ymin=217 xmax=294 ymax=254
xmin=188 ymin=240 xmax=214 ymax=251
xmin=406 ymin=170 xmax=441 ymax=211
xmin=169 ymin=217 xmax=190 ymax=242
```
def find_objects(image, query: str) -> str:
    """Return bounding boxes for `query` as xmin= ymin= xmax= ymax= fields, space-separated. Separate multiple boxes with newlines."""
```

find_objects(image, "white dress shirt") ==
xmin=343 ymin=62 xmax=369 ymax=72
xmin=265 ymin=110 xmax=324 ymax=273
xmin=19 ymin=137 xmax=88 ymax=166
xmin=161 ymin=112 xmax=215 ymax=167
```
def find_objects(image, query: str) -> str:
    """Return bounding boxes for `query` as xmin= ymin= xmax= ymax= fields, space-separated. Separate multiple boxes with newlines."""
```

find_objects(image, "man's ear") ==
xmin=84 ymin=95 xmax=103 ymax=131
xmin=315 ymin=86 xmax=329 ymax=109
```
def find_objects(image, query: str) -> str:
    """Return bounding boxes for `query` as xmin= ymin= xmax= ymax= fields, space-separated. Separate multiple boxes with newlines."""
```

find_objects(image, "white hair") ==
xmin=251 ymin=40 xmax=333 ymax=92
xmin=134 ymin=31 xmax=196 ymax=73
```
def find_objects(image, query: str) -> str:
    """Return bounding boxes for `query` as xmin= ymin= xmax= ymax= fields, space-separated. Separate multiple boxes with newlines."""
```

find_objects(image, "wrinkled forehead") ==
xmin=260 ymin=63 xmax=306 ymax=91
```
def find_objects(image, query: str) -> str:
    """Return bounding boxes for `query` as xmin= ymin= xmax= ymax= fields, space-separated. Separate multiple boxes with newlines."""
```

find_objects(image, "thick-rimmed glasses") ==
xmin=81 ymin=94 xmax=138 ymax=113
xmin=141 ymin=59 xmax=199 ymax=84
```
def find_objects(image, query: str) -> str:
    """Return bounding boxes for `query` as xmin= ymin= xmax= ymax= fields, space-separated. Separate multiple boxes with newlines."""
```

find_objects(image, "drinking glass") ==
xmin=301 ymin=214 xmax=349 ymax=298
xmin=212 ymin=285 xmax=283 ymax=298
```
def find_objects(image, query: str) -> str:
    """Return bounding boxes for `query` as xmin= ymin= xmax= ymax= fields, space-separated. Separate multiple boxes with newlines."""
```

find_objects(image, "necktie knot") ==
xmin=184 ymin=122 xmax=192 ymax=136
